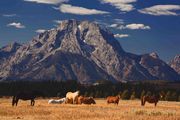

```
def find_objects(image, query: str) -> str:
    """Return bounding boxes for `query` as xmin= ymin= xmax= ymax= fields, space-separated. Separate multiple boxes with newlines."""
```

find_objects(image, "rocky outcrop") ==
xmin=169 ymin=55 xmax=180 ymax=74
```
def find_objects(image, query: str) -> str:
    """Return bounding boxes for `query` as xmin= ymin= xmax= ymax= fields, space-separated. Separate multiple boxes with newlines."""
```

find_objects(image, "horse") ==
xmin=48 ymin=98 xmax=66 ymax=104
xmin=141 ymin=94 xmax=163 ymax=107
xmin=77 ymin=96 xmax=85 ymax=104
xmin=77 ymin=96 xmax=96 ymax=105
xmin=66 ymin=91 xmax=79 ymax=104
xmin=12 ymin=90 xmax=44 ymax=106
xmin=107 ymin=95 xmax=120 ymax=105
xmin=65 ymin=97 xmax=73 ymax=104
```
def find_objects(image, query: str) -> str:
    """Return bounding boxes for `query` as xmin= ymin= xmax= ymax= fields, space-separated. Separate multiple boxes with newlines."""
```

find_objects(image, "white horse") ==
xmin=66 ymin=91 xmax=79 ymax=104
xmin=48 ymin=98 xmax=66 ymax=104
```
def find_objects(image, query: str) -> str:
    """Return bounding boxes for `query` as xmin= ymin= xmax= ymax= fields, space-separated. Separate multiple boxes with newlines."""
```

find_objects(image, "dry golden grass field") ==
xmin=0 ymin=98 xmax=180 ymax=120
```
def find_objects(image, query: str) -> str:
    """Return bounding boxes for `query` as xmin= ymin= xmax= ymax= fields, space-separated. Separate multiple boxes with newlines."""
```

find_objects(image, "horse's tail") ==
xmin=141 ymin=96 xmax=144 ymax=106
xmin=12 ymin=96 xmax=16 ymax=106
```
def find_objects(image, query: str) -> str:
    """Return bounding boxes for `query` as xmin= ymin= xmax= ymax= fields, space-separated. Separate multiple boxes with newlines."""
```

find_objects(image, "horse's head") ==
xmin=117 ymin=95 xmax=121 ymax=99
xmin=76 ymin=90 xmax=80 ymax=96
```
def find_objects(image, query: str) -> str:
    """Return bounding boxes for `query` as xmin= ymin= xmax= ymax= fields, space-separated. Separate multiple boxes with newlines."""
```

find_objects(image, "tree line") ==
xmin=0 ymin=80 xmax=179 ymax=101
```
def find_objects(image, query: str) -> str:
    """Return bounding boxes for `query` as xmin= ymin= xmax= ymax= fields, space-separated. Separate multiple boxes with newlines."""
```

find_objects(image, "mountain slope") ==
xmin=169 ymin=55 xmax=180 ymax=74
xmin=0 ymin=20 xmax=179 ymax=83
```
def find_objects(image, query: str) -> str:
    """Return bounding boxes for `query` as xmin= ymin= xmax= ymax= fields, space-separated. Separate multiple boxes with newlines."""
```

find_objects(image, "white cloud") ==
xmin=36 ymin=29 xmax=46 ymax=33
xmin=59 ymin=4 xmax=109 ymax=15
xmin=52 ymin=6 xmax=59 ymax=10
xmin=7 ymin=22 xmax=25 ymax=29
xmin=114 ymin=34 xmax=129 ymax=38
xmin=125 ymin=24 xmax=151 ymax=30
xmin=139 ymin=5 xmax=180 ymax=16
xmin=109 ymin=24 xmax=118 ymax=28
xmin=101 ymin=0 xmax=137 ymax=12
xmin=24 ymin=0 xmax=68 ymax=5
xmin=2 ymin=14 xmax=17 ymax=17
xmin=114 ymin=23 xmax=150 ymax=30
xmin=109 ymin=23 xmax=151 ymax=30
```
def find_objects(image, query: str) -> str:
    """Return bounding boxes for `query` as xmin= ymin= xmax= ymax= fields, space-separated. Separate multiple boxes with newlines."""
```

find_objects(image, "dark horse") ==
xmin=141 ymin=94 xmax=163 ymax=107
xmin=12 ymin=90 xmax=44 ymax=106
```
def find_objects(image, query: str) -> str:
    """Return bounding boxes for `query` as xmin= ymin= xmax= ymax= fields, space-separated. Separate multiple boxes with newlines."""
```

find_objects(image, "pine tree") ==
xmin=178 ymin=96 xmax=180 ymax=101
xmin=159 ymin=91 xmax=166 ymax=101
xmin=146 ymin=91 xmax=151 ymax=96
xmin=95 ymin=91 xmax=100 ymax=98
xmin=89 ymin=91 xmax=94 ymax=98
xmin=140 ymin=90 xmax=146 ymax=99
xmin=121 ymin=90 xmax=130 ymax=100
xmin=165 ymin=91 xmax=171 ymax=101
xmin=84 ymin=92 xmax=89 ymax=97
xmin=171 ymin=92 xmax=178 ymax=101
xmin=130 ymin=91 xmax=136 ymax=100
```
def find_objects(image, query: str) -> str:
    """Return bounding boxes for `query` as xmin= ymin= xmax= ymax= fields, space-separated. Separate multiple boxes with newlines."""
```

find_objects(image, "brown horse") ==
xmin=141 ymin=94 xmax=163 ymax=107
xmin=77 ymin=96 xmax=96 ymax=105
xmin=107 ymin=96 xmax=120 ymax=105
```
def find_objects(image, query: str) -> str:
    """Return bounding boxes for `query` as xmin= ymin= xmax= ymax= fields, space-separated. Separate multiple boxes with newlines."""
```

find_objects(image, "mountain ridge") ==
xmin=0 ymin=19 xmax=179 ymax=83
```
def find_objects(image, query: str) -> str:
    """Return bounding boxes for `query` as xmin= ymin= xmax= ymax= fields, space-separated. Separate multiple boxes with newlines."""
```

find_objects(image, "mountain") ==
xmin=0 ymin=20 xmax=179 ymax=83
xmin=169 ymin=55 xmax=180 ymax=74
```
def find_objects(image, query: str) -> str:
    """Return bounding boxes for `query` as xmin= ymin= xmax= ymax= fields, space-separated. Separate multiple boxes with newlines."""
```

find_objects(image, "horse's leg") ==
xmin=12 ymin=101 xmax=14 ymax=106
xmin=32 ymin=99 xmax=35 ymax=106
xmin=74 ymin=97 xmax=77 ymax=104
xmin=31 ymin=99 xmax=35 ymax=106
xmin=155 ymin=102 xmax=157 ymax=107
xmin=143 ymin=100 xmax=146 ymax=106
xmin=31 ymin=100 xmax=33 ymax=106
xmin=73 ymin=98 xmax=75 ymax=104
xmin=16 ymin=99 xmax=19 ymax=106
xmin=141 ymin=98 xmax=144 ymax=106
xmin=12 ymin=96 xmax=15 ymax=106
xmin=73 ymin=97 xmax=77 ymax=104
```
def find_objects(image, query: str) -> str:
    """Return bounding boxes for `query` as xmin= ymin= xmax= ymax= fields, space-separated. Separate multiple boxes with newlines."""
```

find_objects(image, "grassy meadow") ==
xmin=0 ymin=98 xmax=180 ymax=120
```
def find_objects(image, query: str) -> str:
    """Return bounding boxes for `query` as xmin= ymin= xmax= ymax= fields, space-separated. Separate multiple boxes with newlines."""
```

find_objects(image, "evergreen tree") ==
xmin=140 ymin=90 xmax=146 ymax=99
xmin=84 ymin=92 xmax=89 ymax=97
xmin=171 ymin=92 xmax=178 ymax=101
xmin=89 ymin=92 xmax=94 ymax=98
xmin=178 ymin=96 xmax=180 ymax=102
xmin=130 ymin=91 xmax=136 ymax=100
xmin=159 ymin=91 xmax=166 ymax=101
xmin=121 ymin=90 xmax=130 ymax=100
xmin=95 ymin=91 xmax=100 ymax=98
xmin=165 ymin=91 xmax=171 ymax=101
xmin=146 ymin=91 xmax=151 ymax=96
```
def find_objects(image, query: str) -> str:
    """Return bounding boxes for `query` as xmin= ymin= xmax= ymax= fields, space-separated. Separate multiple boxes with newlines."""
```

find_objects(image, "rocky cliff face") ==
xmin=169 ymin=55 xmax=180 ymax=74
xmin=0 ymin=42 xmax=21 ymax=79
xmin=0 ymin=20 xmax=179 ymax=83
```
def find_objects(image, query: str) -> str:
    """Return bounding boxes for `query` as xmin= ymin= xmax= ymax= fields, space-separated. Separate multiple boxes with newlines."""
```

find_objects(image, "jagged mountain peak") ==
xmin=0 ymin=19 xmax=179 ymax=83
xmin=0 ymin=42 xmax=21 ymax=52
xmin=28 ymin=20 xmax=124 ymax=57
xmin=149 ymin=52 xmax=159 ymax=59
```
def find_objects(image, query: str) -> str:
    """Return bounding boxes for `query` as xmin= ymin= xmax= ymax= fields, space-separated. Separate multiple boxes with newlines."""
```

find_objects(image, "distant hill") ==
xmin=0 ymin=20 xmax=179 ymax=83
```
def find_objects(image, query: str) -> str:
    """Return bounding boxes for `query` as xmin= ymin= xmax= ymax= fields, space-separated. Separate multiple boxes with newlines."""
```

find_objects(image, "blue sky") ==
xmin=0 ymin=0 xmax=180 ymax=62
